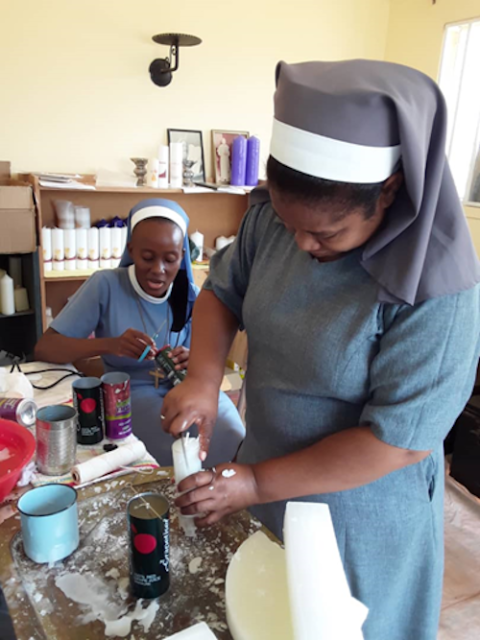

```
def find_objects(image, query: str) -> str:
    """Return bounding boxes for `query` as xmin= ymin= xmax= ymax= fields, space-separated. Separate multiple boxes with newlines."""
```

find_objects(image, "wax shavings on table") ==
xmin=6 ymin=478 xmax=263 ymax=639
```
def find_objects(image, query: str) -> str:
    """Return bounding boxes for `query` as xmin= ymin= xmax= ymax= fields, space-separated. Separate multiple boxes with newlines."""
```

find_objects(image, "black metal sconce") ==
xmin=149 ymin=33 xmax=202 ymax=87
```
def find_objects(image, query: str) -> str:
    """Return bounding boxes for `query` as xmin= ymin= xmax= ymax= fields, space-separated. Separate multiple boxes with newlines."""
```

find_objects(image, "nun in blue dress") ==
xmin=38 ymin=199 xmax=245 ymax=466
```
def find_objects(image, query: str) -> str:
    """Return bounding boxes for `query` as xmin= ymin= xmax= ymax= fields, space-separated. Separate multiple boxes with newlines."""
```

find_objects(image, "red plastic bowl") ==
xmin=0 ymin=418 xmax=36 ymax=503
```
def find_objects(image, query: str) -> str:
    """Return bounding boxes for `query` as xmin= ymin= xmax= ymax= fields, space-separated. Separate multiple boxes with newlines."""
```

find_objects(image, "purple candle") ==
xmin=230 ymin=136 xmax=247 ymax=186
xmin=246 ymin=136 xmax=260 ymax=186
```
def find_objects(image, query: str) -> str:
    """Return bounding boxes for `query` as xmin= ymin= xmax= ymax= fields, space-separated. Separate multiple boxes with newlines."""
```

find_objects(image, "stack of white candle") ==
xmin=42 ymin=224 xmax=128 ymax=274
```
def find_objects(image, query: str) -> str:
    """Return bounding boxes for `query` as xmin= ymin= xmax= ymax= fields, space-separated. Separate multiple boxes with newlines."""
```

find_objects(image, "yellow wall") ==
xmin=0 ymin=0 xmax=390 ymax=177
xmin=385 ymin=0 xmax=480 ymax=247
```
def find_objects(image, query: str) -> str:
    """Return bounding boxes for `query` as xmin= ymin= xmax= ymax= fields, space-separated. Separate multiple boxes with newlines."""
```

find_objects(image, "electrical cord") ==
xmin=8 ymin=361 xmax=84 ymax=390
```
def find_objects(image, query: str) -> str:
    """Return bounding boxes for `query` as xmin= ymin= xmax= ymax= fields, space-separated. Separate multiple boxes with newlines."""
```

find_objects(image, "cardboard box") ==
xmin=0 ymin=185 xmax=37 ymax=254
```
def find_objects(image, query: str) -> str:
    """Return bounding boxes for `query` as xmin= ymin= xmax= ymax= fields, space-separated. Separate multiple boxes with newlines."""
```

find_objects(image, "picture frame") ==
xmin=212 ymin=130 xmax=249 ymax=185
xmin=167 ymin=128 xmax=206 ymax=183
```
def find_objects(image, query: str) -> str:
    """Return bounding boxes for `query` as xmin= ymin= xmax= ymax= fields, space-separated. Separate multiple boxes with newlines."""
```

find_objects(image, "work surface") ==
xmin=0 ymin=470 xmax=263 ymax=640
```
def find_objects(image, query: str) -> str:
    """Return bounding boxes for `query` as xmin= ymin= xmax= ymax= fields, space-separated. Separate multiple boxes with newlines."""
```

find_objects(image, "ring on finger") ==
xmin=160 ymin=414 xmax=166 ymax=420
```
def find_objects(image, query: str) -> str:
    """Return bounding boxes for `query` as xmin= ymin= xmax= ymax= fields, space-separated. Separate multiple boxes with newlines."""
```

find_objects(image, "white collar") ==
xmin=128 ymin=264 xmax=173 ymax=304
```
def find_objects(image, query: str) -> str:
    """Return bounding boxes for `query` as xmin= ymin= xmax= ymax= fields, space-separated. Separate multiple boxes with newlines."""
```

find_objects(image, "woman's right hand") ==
xmin=109 ymin=328 xmax=156 ymax=360
xmin=161 ymin=378 xmax=219 ymax=461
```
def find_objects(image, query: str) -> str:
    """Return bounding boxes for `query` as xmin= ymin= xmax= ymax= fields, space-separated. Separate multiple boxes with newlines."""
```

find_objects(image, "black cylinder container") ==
xmin=72 ymin=377 xmax=104 ymax=445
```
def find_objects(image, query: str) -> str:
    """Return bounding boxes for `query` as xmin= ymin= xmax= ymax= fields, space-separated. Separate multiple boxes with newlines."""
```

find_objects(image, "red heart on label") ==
xmin=134 ymin=533 xmax=157 ymax=554
xmin=80 ymin=398 xmax=96 ymax=413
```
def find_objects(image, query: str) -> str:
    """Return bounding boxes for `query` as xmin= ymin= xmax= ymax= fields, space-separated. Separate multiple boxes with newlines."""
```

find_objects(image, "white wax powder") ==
xmin=222 ymin=469 xmax=236 ymax=478
xmin=188 ymin=557 xmax=203 ymax=574
xmin=0 ymin=447 xmax=12 ymax=462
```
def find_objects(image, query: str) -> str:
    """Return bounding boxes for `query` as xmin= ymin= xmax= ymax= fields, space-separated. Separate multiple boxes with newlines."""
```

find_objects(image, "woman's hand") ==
xmin=161 ymin=378 xmax=219 ymax=460
xmin=175 ymin=463 xmax=259 ymax=527
xmin=168 ymin=346 xmax=189 ymax=370
xmin=110 ymin=328 xmax=155 ymax=360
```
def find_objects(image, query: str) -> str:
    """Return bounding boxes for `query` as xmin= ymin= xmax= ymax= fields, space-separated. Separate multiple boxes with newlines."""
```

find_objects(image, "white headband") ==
xmin=131 ymin=206 xmax=187 ymax=236
xmin=270 ymin=118 xmax=401 ymax=184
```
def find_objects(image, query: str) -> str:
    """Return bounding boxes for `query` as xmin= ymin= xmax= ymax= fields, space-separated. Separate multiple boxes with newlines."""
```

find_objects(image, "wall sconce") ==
xmin=149 ymin=33 xmax=202 ymax=87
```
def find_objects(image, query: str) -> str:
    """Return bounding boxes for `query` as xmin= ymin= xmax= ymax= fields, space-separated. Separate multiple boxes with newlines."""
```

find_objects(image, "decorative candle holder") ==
xmin=183 ymin=159 xmax=195 ymax=187
xmin=130 ymin=157 xmax=148 ymax=187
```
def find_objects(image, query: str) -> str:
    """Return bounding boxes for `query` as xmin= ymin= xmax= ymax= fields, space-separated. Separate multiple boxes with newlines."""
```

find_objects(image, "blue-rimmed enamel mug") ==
xmin=17 ymin=484 xmax=79 ymax=563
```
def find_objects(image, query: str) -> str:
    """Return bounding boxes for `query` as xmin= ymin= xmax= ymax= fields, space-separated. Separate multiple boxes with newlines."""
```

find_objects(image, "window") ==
xmin=439 ymin=18 xmax=480 ymax=205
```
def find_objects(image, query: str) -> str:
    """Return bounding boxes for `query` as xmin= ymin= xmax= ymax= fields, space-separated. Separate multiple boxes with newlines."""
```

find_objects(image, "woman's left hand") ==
xmin=175 ymin=463 xmax=259 ymax=527
xmin=168 ymin=346 xmax=189 ymax=370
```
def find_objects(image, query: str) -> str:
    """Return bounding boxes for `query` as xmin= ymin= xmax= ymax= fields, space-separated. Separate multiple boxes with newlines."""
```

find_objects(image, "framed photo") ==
xmin=212 ymin=130 xmax=249 ymax=184
xmin=167 ymin=128 xmax=206 ymax=182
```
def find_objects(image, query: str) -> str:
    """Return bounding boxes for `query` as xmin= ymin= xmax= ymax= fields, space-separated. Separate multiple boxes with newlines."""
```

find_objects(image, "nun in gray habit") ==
xmin=162 ymin=60 xmax=480 ymax=639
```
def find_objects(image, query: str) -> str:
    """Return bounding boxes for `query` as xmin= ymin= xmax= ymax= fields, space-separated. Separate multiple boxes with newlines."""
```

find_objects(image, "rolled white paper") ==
xmin=190 ymin=230 xmax=204 ymax=259
xmin=76 ymin=228 xmax=88 ymax=269
xmin=99 ymin=227 xmax=111 ymax=269
xmin=52 ymin=228 xmax=65 ymax=271
xmin=63 ymin=228 xmax=77 ymax=271
xmin=111 ymin=227 xmax=122 ymax=268
xmin=8 ymin=256 xmax=22 ymax=288
xmin=149 ymin=158 xmax=159 ymax=188
xmin=72 ymin=440 xmax=147 ymax=484
xmin=165 ymin=622 xmax=218 ymax=639
xmin=14 ymin=287 xmax=29 ymax=312
xmin=172 ymin=436 xmax=202 ymax=537
xmin=42 ymin=227 xmax=53 ymax=272
xmin=158 ymin=145 xmax=169 ymax=188
xmin=0 ymin=275 xmax=15 ymax=316
xmin=88 ymin=227 xmax=99 ymax=269
xmin=170 ymin=142 xmax=183 ymax=188
xmin=74 ymin=205 xmax=91 ymax=229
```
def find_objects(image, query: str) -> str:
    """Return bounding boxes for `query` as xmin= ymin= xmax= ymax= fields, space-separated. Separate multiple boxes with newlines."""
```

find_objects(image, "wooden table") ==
xmin=0 ymin=469 xmax=264 ymax=640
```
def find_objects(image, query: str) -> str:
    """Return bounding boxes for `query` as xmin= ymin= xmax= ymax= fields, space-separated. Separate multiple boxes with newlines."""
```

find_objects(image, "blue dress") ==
xmin=51 ymin=267 xmax=245 ymax=467
xmin=204 ymin=203 xmax=480 ymax=640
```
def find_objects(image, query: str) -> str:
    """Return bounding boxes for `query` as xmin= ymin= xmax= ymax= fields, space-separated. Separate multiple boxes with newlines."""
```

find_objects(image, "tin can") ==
xmin=72 ymin=377 xmax=104 ymax=445
xmin=127 ymin=492 xmax=170 ymax=599
xmin=36 ymin=405 xmax=77 ymax=476
xmin=101 ymin=372 xmax=132 ymax=440
xmin=0 ymin=397 xmax=37 ymax=428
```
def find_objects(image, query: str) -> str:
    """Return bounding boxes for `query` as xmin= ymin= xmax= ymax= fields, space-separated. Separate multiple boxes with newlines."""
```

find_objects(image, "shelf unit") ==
xmin=27 ymin=175 xmax=249 ymax=329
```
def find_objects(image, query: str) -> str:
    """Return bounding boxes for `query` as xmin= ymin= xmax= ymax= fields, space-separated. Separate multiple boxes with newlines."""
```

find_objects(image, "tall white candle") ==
xmin=172 ymin=436 xmax=202 ymax=537
xmin=88 ymin=227 xmax=100 ymax=270
xmin=190 ymin=230 xmax=204 ymax=260
xmin=111 ymin=227 xmax=122 ymax=268
xmin=63 ymin=229 xmax=77 ymax=271
xmin=14 ymin=287 xmax=29 ymax=312
xmin=170 ymin=142 xmax=183 ymax=188
xmin=158 ymin=145 xmax=169 ymax=188
xmin=42 ymin=227 xmax=53 ymax=272
xmin=8 ymin=256 xmax=22 ymax=288
xmin=52 ymin=228 xmax=65 ymax=271
xmin=76 ymin=228 xmax=88 ymax=269
xmin=99 ymin=227 xmax=112 ymax=269
xmin=0 ymin=275 xmax=15 ymax=316
xmin=0 ymin=269 xmax=5 ymax=309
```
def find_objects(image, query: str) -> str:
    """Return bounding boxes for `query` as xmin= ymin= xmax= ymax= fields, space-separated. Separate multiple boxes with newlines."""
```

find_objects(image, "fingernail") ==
xmin=200 ymin=451 xmax=207 ymax=462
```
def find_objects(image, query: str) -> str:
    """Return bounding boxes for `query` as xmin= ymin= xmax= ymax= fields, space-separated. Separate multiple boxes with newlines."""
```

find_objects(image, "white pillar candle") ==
xmin=120 ymin=225 xmax=128 ymax=256
xmin=172 ymin=435 xmax=202 ymax=537
xmin=8 ymin=256 xmax=22 ymax=288
xmin=52 ymin=228 xmax=65 ymax=271
xmin=14 ymin=287 xmax=29 ymax=312
xmin=190 ymin=230 xmax=204 ymax=260
xmin=170 ymin=142 xmax=183 ymax=188
xmin=111 ymin=227 xmax=122 ymax=268
xmin=215 ymin=236 xmax=231 ymax=251
xmin=0 ymin=275 xmax=15 ymax=315
xmin=99 ymin=227 xmax=111 ymax=269
xmin=158 ymin=145 xmax=169 ymax=188
xmin=63 ymin=229 xmax=77 ymax=271
xmin=88 ymin=227 xmax=100 ymax=270
xmin=42 ymin=227 xmax=53 ymax=272
xmin=76 ymin=228 xmax=88 ymax=269
xmin=149 ymin=158 xmax=159 ymax=188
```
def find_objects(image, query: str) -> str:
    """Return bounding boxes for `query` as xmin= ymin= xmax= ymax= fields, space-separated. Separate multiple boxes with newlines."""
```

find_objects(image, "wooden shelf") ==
xmin=0 ymin=309 xmax=35 ymax=319
xmin=45 ymin=269 xmax=97 ymax=282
